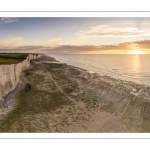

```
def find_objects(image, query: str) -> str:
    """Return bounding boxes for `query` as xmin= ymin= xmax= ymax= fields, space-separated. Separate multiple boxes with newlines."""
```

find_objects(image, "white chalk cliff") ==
xmin=0 ymin=54 xmax=41 ymax=100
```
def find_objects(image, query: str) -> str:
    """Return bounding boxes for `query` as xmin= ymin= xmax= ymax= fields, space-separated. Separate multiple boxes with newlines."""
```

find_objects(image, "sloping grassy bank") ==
xmin=0 ymin=83 xmax=31 ymax=132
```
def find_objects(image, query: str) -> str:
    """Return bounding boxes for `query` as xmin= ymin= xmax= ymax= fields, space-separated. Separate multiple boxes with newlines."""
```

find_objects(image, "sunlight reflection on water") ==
xmin=49 ymin=54 xmax=150 ymax=85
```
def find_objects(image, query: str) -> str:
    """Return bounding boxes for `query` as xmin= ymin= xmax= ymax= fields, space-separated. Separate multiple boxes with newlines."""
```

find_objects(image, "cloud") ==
xmin=0 ymin=36 xmax=24 ymax=48
xmin=42 ymin=40 xmax=150 ymax=54
xmin=49 ymin=38 xmax=61 ymax=45
xmin=1 ymin=39 xmax=150 ymax=54
xmin=0 ymin=45 xmax=46 ymax=53
xmin=0 ymin=17 xmax=19 ymax=24
xmin=132 ymin=40 xmax=150 ymax=49
xmin=76 ymin=25 xmax=150 ymax=37
xmin=43 ymin=45 xmax=123 ymax=54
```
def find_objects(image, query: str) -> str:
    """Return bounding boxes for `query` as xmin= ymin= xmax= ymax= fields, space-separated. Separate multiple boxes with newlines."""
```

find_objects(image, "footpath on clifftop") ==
xmin=0 ymin=55 xmax=150 ymax=132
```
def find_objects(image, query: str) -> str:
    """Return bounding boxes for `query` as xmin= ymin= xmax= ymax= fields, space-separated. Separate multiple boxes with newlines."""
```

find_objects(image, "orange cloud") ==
xmin=1 ymin=39 xmax=150 ymax=54
xmin=49 ymin=38 xmax=61 ymax=45
xmin=77 ymin=25 xmax=150 ymax=37
xmin=0 ymin=36 xmax=24 ymax=48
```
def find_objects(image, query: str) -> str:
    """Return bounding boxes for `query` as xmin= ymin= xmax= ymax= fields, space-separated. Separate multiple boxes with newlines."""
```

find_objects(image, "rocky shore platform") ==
xmin=0 ymin=55 xmax=150 ymax=132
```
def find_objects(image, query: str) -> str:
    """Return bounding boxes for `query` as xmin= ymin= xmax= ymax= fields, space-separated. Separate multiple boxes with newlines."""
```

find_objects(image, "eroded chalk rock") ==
xmin=0 ymin=54 xmax=42 ymax=100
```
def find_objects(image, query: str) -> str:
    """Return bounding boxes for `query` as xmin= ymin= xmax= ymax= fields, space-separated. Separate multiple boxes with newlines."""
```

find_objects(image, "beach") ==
xmin=0 ymin=55 xmax=150 ymax=132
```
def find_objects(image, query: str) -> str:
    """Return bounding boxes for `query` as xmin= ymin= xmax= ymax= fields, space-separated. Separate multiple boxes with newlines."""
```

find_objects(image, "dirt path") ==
xmin=41 ymin=65 xmax=85 ymax=109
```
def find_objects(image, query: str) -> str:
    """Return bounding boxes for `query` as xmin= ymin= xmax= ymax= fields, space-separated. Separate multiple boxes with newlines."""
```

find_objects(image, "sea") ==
xmin=48 ymin=54 xmax=150 ymax=86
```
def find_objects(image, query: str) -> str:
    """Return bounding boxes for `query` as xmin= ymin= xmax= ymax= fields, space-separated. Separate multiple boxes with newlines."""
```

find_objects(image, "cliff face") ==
xmin=0 ymin=54 xmax=41 ymax=100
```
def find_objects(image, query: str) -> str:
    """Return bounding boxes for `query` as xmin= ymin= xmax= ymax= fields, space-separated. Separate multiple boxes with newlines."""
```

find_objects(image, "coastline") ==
xmin=49 ymin=54 xmax=150 ymax=86
xmin=0 ymin=55 xmax=150 ymax=132
xmin=48 ymin=54 xmax=150 ymax=93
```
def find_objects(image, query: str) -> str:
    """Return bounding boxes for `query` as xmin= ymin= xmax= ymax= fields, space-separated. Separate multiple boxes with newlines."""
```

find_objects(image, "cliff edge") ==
xmin=0 ymin=54 xmax=42 ymax=101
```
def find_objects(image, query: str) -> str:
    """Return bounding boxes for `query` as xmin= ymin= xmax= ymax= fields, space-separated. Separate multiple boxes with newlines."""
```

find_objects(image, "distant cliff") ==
xmin=0 ymin=54 xmax=42 ymax=100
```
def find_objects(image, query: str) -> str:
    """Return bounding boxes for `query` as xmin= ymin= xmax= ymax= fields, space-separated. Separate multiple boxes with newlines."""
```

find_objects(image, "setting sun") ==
xmin=128 ymin=44 xmax=146 ymax=54
xmin=129 ymin=50 xmax=145 ymax=54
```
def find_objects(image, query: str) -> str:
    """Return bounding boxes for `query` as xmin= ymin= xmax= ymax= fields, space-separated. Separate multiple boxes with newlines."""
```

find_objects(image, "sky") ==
xmin=0 ymin=17 xmax=150 ymax=54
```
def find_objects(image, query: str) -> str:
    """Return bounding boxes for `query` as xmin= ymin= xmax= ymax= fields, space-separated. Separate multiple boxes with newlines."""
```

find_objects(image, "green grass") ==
xmin=0 ymin=53 xmax=28 ymax=65
xmin=24 ymin=70 xmax=33 ymax=77
xmin=0 ymin=84 xmax=31 ymax=132
xmin=100 ymin=100 xmax=115 ymax=114
xmin=0 ymin=68 xmax=72 ymax=132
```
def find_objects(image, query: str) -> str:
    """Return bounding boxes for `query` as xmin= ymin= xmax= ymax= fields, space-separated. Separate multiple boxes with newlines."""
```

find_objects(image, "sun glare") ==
xmin=129 ymin=50 xmax=145 ymax=54
xmin=129 ymin=44 xmax=145 ymax=54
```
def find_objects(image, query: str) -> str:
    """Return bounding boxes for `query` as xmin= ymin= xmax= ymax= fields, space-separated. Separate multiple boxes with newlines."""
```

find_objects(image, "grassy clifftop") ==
xmin=0 ymin=53 xmax=28 ymax=65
